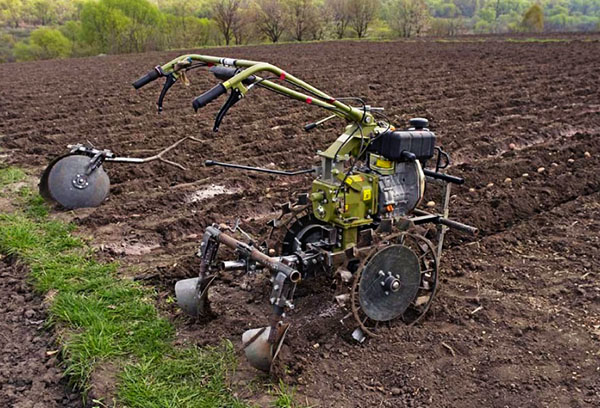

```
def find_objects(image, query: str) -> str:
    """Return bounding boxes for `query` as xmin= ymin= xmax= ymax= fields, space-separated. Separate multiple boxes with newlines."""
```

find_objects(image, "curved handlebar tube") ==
xmin=149 ymin=55 xmax=373 ymax=125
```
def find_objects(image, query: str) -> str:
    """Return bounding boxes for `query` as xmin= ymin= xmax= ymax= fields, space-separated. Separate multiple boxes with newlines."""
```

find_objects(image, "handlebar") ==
xmin=210 ymin=66 xmax=256 ymax=85
xmin=132 ymin=66 xmax=162 ymax=89
xmin=133 ymin=54 xmax=375 ymax=126
xmin=192 ymin=83 xmax=227 ymax=111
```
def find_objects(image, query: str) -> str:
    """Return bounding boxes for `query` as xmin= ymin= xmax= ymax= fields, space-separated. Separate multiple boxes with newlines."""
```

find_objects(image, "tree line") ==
xmin=0 ymin=0 xmax=598 ymax=62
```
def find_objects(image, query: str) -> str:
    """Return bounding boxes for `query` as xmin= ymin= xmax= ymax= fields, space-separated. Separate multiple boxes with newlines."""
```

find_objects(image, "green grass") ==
xmin=270 ymin=380 xmax=311 ymax=408
xmin=119 ymin=343 xmax=245 ymax=408
xmin=504 ymin=37 xmax=571 ymax=43
xmin=0 ymin=165 xmax=25 ymax=186
xmin=0 ymin=168 xmax=245 ymax=407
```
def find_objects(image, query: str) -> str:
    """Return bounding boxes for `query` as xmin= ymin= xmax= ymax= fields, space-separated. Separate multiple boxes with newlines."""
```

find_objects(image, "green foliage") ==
xmin=80 ymin=0 xmax=162 ymax=54
xmin=14 ymin=26 xmax=71 ymax=60
xmin=384 ymin=0 xmax=430 ymax=37
xmin=0 ymin=31 xmax=16 ymax=62
xmin=522 ymin=3 xmax=544 ymax=31
xmin=0 ymin=0 xmax=23 ymax=28
xmin=430 ymin=16 xmax=463 ymax=34
xmin=29 ymin=0 xmax=56 ymax=25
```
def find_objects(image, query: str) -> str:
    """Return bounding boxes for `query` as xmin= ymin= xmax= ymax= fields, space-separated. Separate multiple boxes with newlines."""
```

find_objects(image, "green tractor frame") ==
xmin=40 ymin=54 xmax=477 ymax=372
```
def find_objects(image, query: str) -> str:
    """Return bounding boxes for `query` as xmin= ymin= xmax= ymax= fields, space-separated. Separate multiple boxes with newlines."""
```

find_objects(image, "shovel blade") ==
xmin=175 ymin=277 xmax=201 ymax=317
xmin=175 ymin=276 xmax=215 ymax=317
xmin=242 ymin=323 xmax=290 ymax=372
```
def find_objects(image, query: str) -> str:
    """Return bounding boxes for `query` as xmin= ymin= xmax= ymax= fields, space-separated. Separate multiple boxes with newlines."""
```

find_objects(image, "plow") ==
xmin=39 ymin=54 xmax=477 ymax=372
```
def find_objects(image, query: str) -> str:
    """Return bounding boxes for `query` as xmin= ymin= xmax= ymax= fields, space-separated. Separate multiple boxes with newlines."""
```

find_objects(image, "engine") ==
xmin=309 ymin=121 xmax=436 ymax=249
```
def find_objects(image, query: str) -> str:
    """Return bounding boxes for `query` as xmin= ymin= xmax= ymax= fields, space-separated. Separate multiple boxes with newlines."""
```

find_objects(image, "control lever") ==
xmin=304 ymin=114 xmax=336 ymax=132
xmin=157 ymin=74 xmax=177 ymax=113
xmin=214 ymin=88 xmax=243 ymax=132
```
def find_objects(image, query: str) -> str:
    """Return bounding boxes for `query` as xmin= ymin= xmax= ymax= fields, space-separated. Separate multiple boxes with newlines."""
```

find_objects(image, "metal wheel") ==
xmin=351 ymin=232 xmax=439 ymax=337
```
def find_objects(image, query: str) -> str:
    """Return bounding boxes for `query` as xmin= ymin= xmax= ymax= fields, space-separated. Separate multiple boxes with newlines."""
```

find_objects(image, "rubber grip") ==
xmin=132 ymin=67 xmax=161 ymax=89
xmin=210 ymin=66 xmax=256 ymax=85
xmin=423 ymin=169 xmax=464 ymax=185
xmin=304 ymin=123 xmax=317 ymax=132
xmin=193 ymin=84 xmax=227 ymax=111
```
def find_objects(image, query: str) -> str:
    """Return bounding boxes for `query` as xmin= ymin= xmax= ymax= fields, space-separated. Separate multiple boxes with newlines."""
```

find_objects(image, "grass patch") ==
xmin=504 ymin=37 xmax=571 ymax=43
xmin=270 ymin=380 xmax=310 ymax=408
xmin=0 ymin=178 xmax=245 ymax=406
xmin=0 ymin=166 xmax=26 ymax=187
xmin=119 ymin=342 xmax=244 ymax=408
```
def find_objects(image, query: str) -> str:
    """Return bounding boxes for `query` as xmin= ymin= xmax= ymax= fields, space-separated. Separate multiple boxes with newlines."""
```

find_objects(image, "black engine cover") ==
xmin=368 ymin=130 xmax=436 ymax=161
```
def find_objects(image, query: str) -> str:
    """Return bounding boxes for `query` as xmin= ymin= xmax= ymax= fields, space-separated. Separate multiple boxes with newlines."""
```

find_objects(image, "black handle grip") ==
xmin=132 ymin=66 xmax=162 ymax=89
xmin=304 ymin=123 xmax=317 ymax=132
xmin=209 ymin=66 xmax=256 ymax=85
xmin=423 ymin=169 xmax=464 ymax=185
xmin=193 ymin=84 xmax=227 ymax=111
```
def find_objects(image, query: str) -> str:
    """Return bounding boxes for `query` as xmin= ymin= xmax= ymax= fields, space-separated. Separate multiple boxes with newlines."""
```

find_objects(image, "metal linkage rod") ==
xmin=205 ymin=160 xmax=316 ymax=176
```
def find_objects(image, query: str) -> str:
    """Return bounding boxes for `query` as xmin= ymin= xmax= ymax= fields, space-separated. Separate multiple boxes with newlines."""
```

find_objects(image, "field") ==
xmin=1 ymin=35 xmax=600 ymax=407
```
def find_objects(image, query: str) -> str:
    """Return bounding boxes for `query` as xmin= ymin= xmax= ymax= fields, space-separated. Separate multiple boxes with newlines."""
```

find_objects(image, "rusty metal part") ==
xmin=207 ymin=226 xmax=301 ymax=283
xmin=412 ymin=208 xmax=478 ymax=236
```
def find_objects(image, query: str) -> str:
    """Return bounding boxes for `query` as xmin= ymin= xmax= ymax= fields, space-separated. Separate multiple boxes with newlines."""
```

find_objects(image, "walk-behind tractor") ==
xmin=40 ymin=55 xmax=477 ymax=372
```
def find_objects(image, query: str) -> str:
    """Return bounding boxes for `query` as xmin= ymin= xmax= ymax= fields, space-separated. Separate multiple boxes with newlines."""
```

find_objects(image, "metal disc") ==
xmin=358 ymin=245 xmax=421 ymax=322
xmin=46 ymin=155 xmax=110 ymax=209
xmin=39 ymin=153 xmax=72 ymax=203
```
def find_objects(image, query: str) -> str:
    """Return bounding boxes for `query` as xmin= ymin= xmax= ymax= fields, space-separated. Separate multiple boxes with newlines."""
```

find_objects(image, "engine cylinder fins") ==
xmin=358 ymin=245 xmax=421 ymax=322
xmin=351 ymin=232 xmax=439 ymax=336
xmin=174 ymin=276 xmax=216 ymax=318
xmin=40 ymin=154 xmax=110 ymax=209
xmin=242 ymin=323 xmax=290 ymax=372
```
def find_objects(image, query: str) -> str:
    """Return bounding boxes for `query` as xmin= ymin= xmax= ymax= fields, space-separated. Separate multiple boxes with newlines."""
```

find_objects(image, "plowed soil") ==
xmin=1 ymin=35 xmax=600 ymax=407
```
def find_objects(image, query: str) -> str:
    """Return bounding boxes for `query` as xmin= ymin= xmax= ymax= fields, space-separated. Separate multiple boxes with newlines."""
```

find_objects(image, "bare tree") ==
xmin=387 ymin=0 xmax=430 ymax=38
xmin=253 ymin=0 xmax=286 ymax=42
xmin=326 ymin=0 xmax=351 ymax=39
xmin=285 ymin=0 xmax=318 ymax=42
xmin=231 ymin=3 xmax=251 ymax=44
xmin=347 ymin=0 xmax=378 ymax=38
xmin=211 ymin=0 xmax=243 ymax=45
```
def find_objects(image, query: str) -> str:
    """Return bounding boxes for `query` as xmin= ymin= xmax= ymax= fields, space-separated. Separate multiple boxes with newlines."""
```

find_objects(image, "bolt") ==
xmin=312 ymin=259 xmax=317 ymax=264
xmin=385 ymin=291 xmax=390 ymax=296
xmin=381 ymin=281 xmax=385 ymax=286
xmin=270 ymin=297 xmax=276 ymax=303
xmin=378 ymin=270 xmax=385 ymax=277
xmin=273 ymin=285 xmax=279 ymax=291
